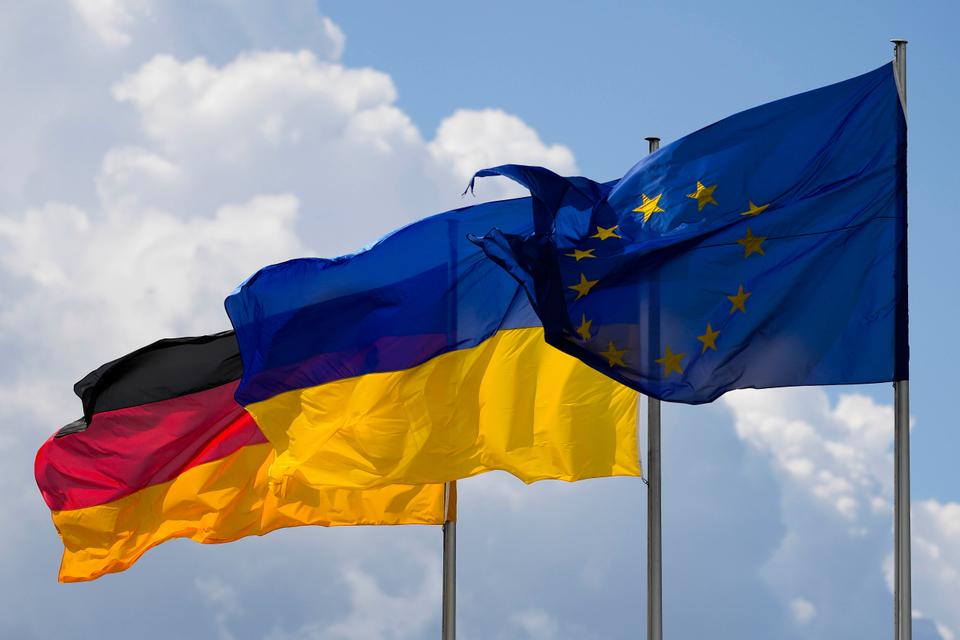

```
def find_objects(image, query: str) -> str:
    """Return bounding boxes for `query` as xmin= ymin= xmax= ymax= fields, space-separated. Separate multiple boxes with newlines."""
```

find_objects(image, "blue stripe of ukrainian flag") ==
xmin=225 ymin=195 xmax=640 ymax=490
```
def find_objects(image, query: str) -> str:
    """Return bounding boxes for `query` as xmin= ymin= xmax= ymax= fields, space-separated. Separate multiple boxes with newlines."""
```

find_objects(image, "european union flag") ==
xmin=472 ymin=64 xmax=907 ymax=404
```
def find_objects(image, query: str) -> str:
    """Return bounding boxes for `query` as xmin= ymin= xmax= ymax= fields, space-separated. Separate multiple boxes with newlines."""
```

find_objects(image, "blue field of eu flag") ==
xmin=472 ymin=63 xmax=907 ymax=404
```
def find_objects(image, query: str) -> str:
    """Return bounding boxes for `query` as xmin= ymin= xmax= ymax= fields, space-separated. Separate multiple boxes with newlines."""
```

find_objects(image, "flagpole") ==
xmin=441 ymin=481 xmax=456 ymax=640
xmin=891 ymin=38 xmax=911 ymax=640
xmin=644 ymin=135 xmax=663 ymax=640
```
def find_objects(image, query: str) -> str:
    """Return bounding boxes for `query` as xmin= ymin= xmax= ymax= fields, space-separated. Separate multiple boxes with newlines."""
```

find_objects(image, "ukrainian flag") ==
xmin=225 ymin=196 xmax=639 ymax=490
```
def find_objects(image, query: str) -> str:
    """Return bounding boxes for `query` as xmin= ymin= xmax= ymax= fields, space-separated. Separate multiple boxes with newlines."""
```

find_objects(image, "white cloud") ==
xmin=912 ymin=501 xmax=960 ymax=637
xmin=724 ymin=388 xmax=893 ymax=523
xmin=1 ymin=1 xmax=351 ymax=214
xmin=431 ymin=108 xmax=577 ymax=199
xmin=431 ymin=108 xmax=576 ymax=178
xmin=70 ymin=0 xmax=152 ymax=47
xmin=0 ymin=194 xmax=304 ymax=432
xmin=103 ymin=50 xmax=577 ymax=257
xmin=509 ymin=608 xmax=560 ymax=639
xmin=195 ymin=575 xmax=241 ymax=640
xmin=461 ymin=472 xmax=529 ymax=512
xmin=0 ymin=195 xmax=302 ymax=346
xmin=724 ymin=387 xmax=960 ymax=638
xmin=113 ymin=51 xmax=399 ymax=156
xmin=320 ymin=17 xmax=346 ymax=61
xmin=324 ymin=562 xmax=440 ymax=640
xmin=790 ymin=597 xmax=816 ymax=624
xmin=97 ymin=146 xmax=182 ymax=212
xmin=69 ymin=0 xmax=347 ymax=60
xmin=266 ymin=551 xmax=441 ymax=640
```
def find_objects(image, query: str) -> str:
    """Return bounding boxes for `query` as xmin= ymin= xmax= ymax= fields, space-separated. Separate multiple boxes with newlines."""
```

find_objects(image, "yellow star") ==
xmin=590 ymin=225 xmax=622 ymax=241
xmin=655 ymin=345 xmax=685 ymax=377
xmin=696 ymin=323 xmax=720 ymax=352
xmin=576 ymin=314 xmax=593 ymax=341
xmin=736 ymin=227 xmax=767 ymax=258
xmin=565 ymin=248 xmax=596 ymax=261
xmin=568 ymin=273 xmax=599 ymax=300
xmin=727 ymin=284 xmax=751 ymax=314
xmin=600 ymin=341 xmax=627 ymax=367
xmin=632 ymin=193 xmax=665 ymax=222
xmin=739 ymin=200 xmax=769 ymax=217
xmin=687 ymin=181 xmax=718 ymax=212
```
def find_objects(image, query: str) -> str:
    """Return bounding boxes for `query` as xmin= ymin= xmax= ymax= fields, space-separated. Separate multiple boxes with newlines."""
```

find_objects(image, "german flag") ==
xmin=35 ymin=331 xmax=449 ymax=583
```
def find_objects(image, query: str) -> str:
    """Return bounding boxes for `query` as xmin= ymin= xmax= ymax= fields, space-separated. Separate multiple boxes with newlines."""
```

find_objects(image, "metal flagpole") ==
xmin=891 ymin=38 xmax=911 ymax=640
xmin=441 ymin=481 xmax=456 ymax=640
xmin=644 ymin=135 xmax=663 ymax=640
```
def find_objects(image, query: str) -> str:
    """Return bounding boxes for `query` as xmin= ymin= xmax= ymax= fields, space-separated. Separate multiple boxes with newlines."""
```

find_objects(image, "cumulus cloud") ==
xmin=912 ymin=501 xmax=960 ymax=637
xmin=725 ymin=388 xmax=894 ymax=524
xmin=724 ymin=387 xmax=960 ymax=639
xmin=69 ymin=0 xmax=346 ymax=60
xmin=430 ymin=108 xmax=577 ymax=187
xmin=101 ymin=50 xmax=576 ymax=255
xmin=0 ymin=195 xmax=304 ymax=393
xmin=509 ymin=608 xmax=560 ymax=639
xmin=265 ymin=551 xmax=441 ymax=640
xmin=324 ymin=560 xmax=440 ymax=640
xmin=195 ymin=575 xmax=242 ymax=640
xmin=112 ymin=51 xmax=399 ymax=155
xmin=1 ymin=0 xmax=350 ymax=213
xmin=69 ymin=0 xmax=152 ymax=47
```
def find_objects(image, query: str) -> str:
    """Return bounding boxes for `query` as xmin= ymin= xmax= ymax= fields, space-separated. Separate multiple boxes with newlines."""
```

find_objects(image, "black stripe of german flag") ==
xmin=72 ymin=330 xmax=242 ymax=425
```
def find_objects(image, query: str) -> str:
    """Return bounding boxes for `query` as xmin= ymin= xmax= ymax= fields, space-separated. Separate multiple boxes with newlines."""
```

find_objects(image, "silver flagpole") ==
xmin=441 ymin=481 xmax=456 ymax=640
xmin=644 ymin=135 xmax=663 ymax=640
xmin=891 ymin=38 xmax=911 ymax=640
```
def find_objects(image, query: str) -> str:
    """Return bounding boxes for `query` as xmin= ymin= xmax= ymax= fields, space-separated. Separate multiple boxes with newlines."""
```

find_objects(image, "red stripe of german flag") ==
xmin=35 ymin=332 xmax=451 ymax=582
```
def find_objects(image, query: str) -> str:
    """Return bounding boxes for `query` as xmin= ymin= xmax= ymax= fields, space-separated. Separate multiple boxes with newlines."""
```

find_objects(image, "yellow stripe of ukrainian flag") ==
xmin=248 ymin=327 xmax=640 ymax=490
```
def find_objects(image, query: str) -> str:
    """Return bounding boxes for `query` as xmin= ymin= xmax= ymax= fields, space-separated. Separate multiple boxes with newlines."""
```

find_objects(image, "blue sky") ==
xmin=1 ymin=1 xmax=958 ymax=638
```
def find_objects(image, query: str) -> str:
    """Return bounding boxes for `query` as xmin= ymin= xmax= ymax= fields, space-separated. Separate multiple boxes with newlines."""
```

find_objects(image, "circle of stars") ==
xmin=562 ymin=178 xmax=772 ymax=381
